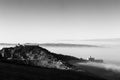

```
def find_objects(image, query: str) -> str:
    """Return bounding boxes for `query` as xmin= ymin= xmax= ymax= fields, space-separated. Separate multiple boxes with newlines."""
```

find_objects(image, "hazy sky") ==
xmin=0 ymin=0 xmax=120 ymax=43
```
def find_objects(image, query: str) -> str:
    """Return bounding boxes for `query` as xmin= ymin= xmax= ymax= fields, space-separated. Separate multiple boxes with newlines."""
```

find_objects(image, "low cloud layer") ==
xmin=79 ymin=62 xmax=120 ymax=73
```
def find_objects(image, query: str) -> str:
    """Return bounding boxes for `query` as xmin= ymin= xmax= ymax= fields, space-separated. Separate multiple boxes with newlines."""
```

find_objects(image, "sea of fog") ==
xmin=42 ymin=40 xmax=120 ymax=74
xmin=42 ymin=40 xmax=120 ymax=66
xmin=0 ymin=40 xmax=120 ymax=66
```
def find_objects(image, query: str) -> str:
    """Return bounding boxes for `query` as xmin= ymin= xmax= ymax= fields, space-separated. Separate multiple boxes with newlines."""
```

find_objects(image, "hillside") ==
xmin=0 ymin=44 xmax=81 ymax=69
xmin=0 ymin=44 xmax=106 ymax=80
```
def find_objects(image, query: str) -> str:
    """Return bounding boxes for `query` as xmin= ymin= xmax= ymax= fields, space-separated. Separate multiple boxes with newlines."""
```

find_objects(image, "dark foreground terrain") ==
xmin=0 ymin=44 xmax=106 ymax=80
xmin=0 ymin=62 xmax=106 ymax=80
xmin=74 ymin=63 xmax=120 ymax=80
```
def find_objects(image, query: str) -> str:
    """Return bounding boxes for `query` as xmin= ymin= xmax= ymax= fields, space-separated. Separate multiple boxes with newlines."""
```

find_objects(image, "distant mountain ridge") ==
xmin=83 ymin=38 xmax=120 ymax=42
xmin=25 ymin=43 xmax=99 ymax=47
xmin=61 ymin=38 xmax=120 ymax=42
xmin=0 ymin=43 xmax=16 ymax=45
xmin=0 ymin=43 xmax=99 ymax=47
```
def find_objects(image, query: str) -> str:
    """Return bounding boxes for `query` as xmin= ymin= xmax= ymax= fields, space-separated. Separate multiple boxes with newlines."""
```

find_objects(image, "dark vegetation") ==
xmin=0 ymin=62 xmax=107 ymax=80
xmin=0 ymin=44 xmax=106 ymax=80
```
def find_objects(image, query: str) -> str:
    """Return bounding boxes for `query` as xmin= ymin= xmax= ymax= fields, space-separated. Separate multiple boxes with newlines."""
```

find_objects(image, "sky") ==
xmin=0 ymin=0 xmax=120 ymax=43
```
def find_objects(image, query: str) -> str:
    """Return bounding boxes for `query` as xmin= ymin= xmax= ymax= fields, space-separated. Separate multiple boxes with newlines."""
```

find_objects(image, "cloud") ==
xmin=79 ymin=62 xmax=120 ymax=73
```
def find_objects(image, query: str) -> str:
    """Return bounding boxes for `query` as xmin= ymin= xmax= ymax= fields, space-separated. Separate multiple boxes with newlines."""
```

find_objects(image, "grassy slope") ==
xmin=0 ymin=62 xmax=106 ymax=80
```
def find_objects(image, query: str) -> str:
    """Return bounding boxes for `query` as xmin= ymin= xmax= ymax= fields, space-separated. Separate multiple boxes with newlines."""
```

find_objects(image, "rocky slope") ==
xmin=0 ymin=44 xmax=81 ymax=70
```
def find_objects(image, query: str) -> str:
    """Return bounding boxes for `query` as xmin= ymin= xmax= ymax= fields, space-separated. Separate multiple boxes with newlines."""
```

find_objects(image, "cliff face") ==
xmin=0 ymin=45 xmax=75 ymax=69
